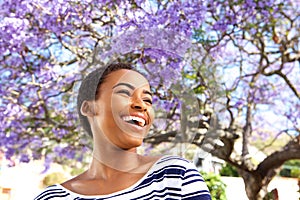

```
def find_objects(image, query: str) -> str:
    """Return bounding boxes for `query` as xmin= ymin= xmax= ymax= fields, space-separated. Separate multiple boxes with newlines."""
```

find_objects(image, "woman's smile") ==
xmin=122 ymin=115 xmax=146 ymax=127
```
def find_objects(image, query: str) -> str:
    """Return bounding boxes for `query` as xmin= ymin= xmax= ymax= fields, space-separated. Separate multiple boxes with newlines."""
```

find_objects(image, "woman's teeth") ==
xmin=122 ymin=116 xmax=146 ymax=127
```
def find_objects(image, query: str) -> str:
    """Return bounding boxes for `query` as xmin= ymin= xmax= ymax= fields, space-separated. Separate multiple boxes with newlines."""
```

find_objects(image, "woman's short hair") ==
xmin=77 ymin=63 xmax=135 ymax=137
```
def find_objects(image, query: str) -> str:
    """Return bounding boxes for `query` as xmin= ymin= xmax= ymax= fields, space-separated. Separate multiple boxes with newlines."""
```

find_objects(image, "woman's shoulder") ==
xmin=147 ymin=155 xmax=199 ymax=176
xmin=154 ymin=155 xmax=211 ymax=199
xmin=154 ymin=155 xmax=195 ymax=168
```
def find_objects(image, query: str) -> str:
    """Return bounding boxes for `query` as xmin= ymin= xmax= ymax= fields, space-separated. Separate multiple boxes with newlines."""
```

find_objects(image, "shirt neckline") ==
xmin=56 ymin=155 xmax=169 ymax=198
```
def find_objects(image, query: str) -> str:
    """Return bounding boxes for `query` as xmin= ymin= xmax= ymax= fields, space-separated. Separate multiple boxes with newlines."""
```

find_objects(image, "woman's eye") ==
xmin=117 ymin=90 xmax=131 ymax=96
xmin=144 ymin=99 xmax=153 ymax=105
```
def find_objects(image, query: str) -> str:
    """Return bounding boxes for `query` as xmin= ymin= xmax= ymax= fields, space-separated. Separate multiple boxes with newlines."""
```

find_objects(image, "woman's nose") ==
xmin=131 ymin=97 xmax=147 ymax=111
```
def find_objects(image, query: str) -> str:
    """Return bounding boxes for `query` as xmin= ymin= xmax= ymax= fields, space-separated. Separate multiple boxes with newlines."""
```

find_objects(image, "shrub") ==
xmin=279 ymin=160 xmax=300 ymax=178
xmin=201 ymin=171 xmax=227 ymax=200
xmin=219 ymin=163 xmax=239 ymax=177
xmin=291 ymin=168 xmax=300 ymax=178
xmin=42 ymin=172 xmax=67 ymax=187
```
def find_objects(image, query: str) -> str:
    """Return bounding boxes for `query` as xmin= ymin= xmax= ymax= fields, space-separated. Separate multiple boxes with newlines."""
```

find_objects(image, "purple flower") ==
xmin=20 ymin=154 xmax=30 ymax=163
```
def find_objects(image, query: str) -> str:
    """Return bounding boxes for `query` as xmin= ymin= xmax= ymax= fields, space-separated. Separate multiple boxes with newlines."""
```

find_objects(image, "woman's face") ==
xmin=91 ymin=69 xmax=154 ymax=150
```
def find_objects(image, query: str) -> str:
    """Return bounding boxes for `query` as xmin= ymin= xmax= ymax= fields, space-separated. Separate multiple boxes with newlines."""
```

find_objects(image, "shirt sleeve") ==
xmin=181 ymin=161 xmax=212 ymax=200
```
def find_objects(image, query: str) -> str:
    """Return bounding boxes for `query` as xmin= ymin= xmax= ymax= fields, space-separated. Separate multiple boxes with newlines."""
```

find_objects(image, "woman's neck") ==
xmin=91 ymin=139 xmax=148 ymax=173
xmin=90 ymin=145 xmax=161 ymax=178
xmin=87 ymin=155 xmax=141 ymax=179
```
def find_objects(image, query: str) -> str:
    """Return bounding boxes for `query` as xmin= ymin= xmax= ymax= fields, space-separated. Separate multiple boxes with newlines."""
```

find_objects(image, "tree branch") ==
xmin=257 ymin=139 xmax=300 ymax=178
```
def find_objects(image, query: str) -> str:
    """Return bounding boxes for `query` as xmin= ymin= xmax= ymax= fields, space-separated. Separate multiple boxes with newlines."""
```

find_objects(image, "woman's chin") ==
xmin=119 ymin=137 xmax=144 ymax=150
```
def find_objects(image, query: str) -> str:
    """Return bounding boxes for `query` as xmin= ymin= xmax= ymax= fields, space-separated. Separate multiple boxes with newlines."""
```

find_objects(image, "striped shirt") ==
xmin=34 ymin=156 xmax=211 ymax=200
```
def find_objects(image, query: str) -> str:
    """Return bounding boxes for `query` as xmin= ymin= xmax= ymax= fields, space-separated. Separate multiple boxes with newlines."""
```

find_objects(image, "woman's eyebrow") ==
xmin=112 ymin=82 xmax=135 ymax=90
xmin=143 ymin=90 xmax=153 ymax=97
xmin=113 ymin=82 xmax=152 ymax=96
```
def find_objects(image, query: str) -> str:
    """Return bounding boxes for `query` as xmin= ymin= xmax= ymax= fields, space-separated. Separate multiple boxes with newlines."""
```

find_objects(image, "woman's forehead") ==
xmin=107 ymin=69 xmax=149 ymax=87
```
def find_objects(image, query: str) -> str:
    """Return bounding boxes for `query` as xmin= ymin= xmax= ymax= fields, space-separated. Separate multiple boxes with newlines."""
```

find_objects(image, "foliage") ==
xmin=42 ymin=172 xmax=67 ymax=187
xmin=201 ymin=171 xmax=227 ymax=200
xmin=263 ymin=189 xmax=279 ymax=200
xmin=279 ymin=160 xmax=300 ymax=178
xmin=291 ymin=168 xmax=300 ymax=178
xmin=219 ymin=163 xmax=239 ymax=177
xmin=284 ymin=159 xmax=300 ymax=167
xmin=279 ymin=168 xmax=290 ymax=177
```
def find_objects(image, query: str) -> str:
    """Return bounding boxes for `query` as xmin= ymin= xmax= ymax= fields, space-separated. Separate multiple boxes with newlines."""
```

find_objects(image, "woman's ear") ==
xmin=80 ymin=100 xmax=95 ymax=117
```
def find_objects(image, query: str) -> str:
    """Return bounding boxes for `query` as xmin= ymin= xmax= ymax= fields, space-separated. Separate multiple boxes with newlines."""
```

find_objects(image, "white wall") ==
xmin=0 ymin=161 xmax=68 ymax=200
xmin=221 ymin=176 xmax=300 ymax=200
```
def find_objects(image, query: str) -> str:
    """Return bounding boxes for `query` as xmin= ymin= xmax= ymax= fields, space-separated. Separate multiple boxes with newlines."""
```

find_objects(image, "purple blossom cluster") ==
xmin=116 ymin=0 xmax=206 ymax=36
xmin=0 ymin=0 xmax=119 ymax=164
xmin=206 ymin=0 xmax=282 ymax=33
xmin=0 ymin=0 xmax=299 ymax=167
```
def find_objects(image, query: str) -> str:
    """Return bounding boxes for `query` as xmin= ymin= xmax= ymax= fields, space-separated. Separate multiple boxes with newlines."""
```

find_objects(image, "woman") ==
xmin=34 ymin=63 xmax=212 ymax=200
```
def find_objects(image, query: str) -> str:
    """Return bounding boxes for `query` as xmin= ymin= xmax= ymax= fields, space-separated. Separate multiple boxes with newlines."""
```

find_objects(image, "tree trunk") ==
xmin=239 ymin=167 xmax=281 ymax=200
xmin=239 ymin=169 xmax=263 ymax=200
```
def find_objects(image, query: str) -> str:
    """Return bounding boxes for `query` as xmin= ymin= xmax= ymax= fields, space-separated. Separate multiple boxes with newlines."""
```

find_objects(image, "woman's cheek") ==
xmin=112 ymin=95 xmax=129 ymax=107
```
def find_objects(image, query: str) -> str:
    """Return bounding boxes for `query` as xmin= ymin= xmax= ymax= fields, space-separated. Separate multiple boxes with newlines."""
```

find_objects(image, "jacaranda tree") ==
xmin=0 ymin=0 xmax=299 ymax=199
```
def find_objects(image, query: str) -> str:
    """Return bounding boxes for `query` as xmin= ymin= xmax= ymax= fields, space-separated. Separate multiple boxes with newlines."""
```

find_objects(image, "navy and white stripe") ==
xmin=34 ymin=156 xmax=211 ymax=200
